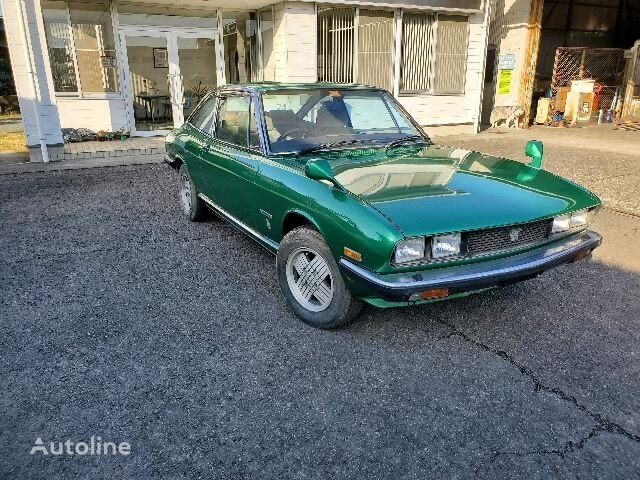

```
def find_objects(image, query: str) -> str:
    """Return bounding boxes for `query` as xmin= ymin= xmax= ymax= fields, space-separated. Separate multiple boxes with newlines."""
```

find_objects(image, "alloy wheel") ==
xmin=179 ymin=172 xmax=192 ymax=214
xmin=285 ymin=247 xmax=334 ymax=312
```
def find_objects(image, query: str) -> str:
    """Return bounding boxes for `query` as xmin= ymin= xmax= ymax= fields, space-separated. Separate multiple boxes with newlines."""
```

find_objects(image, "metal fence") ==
xmin=550 ymin=47 xmax=626 ymax=95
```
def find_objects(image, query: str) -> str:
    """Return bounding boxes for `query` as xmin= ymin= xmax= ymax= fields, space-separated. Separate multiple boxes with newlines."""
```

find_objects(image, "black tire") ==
xmin=277 ymin=227 xmax=362 ymax=329
xmin=178 ymin=163 xmax=207 ymax=222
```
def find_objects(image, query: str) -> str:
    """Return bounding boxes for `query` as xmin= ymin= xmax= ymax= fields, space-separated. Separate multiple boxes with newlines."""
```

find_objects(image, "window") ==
xmin=356 ymin=10 xmax=394 ymax=91
xmin=317 ymin=7 xmax=355 ymax=83
xmin=342 ymin=96 xmax=413 ymax=132
xmin=215 ymin=96 xmax=259 ymax=149
xmin=222 ymin=12 xmax=258 ymax=83
xmin=42 ymin=0 xmax=118 ymax=94
xmin=400 ymin=13 xmax=436 ymax=93
xmin=189 ymin=96 xmax=218 ymax=134
xmin=262 ymin=89 xmax=422 ymax=154
xmin=316 ymin=7 xmax=469 ymax=96
xmin=433 ymin=15 xmax=468 ymax=94
xmin=317 ymin=7 xmax=393 ymax=90
xmin=42 ymin=1 xmax=77 ymax=92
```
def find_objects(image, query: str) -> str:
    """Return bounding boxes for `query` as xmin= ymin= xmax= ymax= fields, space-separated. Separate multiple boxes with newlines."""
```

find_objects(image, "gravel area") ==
xmin=1 ymin=164 xmax=640 ymax=479
xmin=433 ymin=125 xmax=640 ymax=216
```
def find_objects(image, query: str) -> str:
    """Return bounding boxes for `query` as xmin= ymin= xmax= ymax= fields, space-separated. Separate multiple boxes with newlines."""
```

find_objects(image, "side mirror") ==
xmin=305 ymin=159 xmax=346 ymax=191
xmin=525 ymin=140 xmax=543 ymax=169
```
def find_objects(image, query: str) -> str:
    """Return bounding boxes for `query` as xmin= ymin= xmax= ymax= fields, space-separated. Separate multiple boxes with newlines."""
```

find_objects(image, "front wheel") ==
xmin=277 ymin=227 xmax=362 ymax=329
xmin=178 ymin=163 xmax=207 ymax=222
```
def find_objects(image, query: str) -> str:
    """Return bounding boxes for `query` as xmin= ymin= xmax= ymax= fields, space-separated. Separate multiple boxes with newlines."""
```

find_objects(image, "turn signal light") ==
xmin=420 ymin=288 xmax=450 ymax=300
xmin=343 ymin=247 xmax=362 ymax=262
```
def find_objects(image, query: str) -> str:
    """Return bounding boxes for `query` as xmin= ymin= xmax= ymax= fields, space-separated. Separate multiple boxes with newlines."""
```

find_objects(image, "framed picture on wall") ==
xmin=153 ymin=48 xmax=168 ymax=68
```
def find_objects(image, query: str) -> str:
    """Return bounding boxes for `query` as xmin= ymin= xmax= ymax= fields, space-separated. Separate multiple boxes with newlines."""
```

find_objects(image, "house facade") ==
xmin=2 ymin=0 xmax=490 ymax=152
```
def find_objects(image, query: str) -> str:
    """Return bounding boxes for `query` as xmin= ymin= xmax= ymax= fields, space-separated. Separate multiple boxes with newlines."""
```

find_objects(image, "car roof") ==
xmin=216 ymin=82 xmax=384 ymax=94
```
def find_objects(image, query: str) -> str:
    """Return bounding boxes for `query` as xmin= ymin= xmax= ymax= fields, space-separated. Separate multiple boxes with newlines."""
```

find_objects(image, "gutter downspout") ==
xmin=474 ymin=0 xmax=493 ymax=133
xmin=16 ymin=0 xmax=49 ymax=162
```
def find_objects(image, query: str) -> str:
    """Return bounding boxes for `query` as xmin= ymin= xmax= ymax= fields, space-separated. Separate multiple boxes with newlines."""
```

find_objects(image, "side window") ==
xmin=215 ymin=95 xmax=254 ymax=148
xmin=248 ymin=101 xmax=261 ymax=150
xmin=189 ymin=96 xmax=217 ymax=134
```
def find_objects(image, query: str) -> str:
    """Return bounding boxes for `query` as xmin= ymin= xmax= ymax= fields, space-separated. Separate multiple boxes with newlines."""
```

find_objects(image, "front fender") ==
xmin=276 ymin=178 xmax=403 ymax=272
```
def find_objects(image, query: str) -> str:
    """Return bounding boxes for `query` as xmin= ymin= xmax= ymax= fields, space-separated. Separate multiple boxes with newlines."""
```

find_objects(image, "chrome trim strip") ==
xmin=341 ymin=231 xmax=602 ymax=299
xmin=198 ymin=193 xmax=279 ymax=253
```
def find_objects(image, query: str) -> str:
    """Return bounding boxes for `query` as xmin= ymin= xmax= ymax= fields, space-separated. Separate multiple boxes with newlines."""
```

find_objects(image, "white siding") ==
xmin=272 ymin=1 xmax=317 ymax=82
xmin=397 ymin=11 xmax=487 ymax=130
xmin=3 ymin=0 xmax=64 ymax=146
xmin=56 ymin=97 xmax=128 ymax=132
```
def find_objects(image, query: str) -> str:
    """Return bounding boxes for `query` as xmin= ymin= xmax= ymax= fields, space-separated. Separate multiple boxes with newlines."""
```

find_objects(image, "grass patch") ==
xmin=0 ymin=131 xmax=28 ymax=152
xmin=0 ymin=113 xmax=22 ymax=120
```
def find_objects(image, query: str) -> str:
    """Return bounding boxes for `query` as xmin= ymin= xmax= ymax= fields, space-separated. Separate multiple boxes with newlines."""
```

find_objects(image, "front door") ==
xmin=119 ymin=28 xmax=223 ymax=137
xmin=200 ymin=94 xmax=262 ymax=224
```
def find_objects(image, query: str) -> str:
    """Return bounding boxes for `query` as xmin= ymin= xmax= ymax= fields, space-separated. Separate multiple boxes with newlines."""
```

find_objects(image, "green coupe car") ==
xmin=165 ymin=83 xmax=602 ymax=329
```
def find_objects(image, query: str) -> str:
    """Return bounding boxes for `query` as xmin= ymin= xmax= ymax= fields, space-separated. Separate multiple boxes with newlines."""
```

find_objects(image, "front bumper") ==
xmin=339 ymin=230 xmax=602 ymax=302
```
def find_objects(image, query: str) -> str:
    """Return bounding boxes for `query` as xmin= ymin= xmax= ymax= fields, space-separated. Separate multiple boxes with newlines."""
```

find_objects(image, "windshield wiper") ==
xmin=293 ymin=139 xmax=364 ymax=156
xmin=384 ymin=135 xmax=428 ymax=151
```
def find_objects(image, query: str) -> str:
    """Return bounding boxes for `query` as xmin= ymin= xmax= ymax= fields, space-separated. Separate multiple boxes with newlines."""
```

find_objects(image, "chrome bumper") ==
xmin=339 ymin=231 xmax=602 ymax=301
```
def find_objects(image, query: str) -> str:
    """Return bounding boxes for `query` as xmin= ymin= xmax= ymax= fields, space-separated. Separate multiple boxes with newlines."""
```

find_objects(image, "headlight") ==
xmin=394 ymin=238 xmax=425 ymax=264
xmin=551 ymin=214 xmax=571 ymax=233
xmin=570 ymin=208 xmax=588 ymax=228
xmin=553 ymin=207 xmax=599 ymax=234
xmin=431 ymin=233 xmax=462 ymax=259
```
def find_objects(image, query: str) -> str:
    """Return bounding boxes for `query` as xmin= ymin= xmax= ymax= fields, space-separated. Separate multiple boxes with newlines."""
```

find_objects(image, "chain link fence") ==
xmin=550 ymin=47 xmax=626 ymax=95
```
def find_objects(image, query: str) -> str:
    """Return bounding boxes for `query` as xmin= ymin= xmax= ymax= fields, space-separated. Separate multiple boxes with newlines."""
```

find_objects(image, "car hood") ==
xmin=327 ymin=144 xmax=600 ymax=237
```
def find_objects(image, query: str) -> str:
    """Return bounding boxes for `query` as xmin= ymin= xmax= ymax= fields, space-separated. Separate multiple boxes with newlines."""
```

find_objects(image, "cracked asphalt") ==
xmin=1 ymin=163 xmax=640 ymax=479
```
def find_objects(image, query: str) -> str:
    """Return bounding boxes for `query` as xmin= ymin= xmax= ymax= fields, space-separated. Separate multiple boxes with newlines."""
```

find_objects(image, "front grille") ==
xmin=466 ymin=219 xmax=552 ymax=256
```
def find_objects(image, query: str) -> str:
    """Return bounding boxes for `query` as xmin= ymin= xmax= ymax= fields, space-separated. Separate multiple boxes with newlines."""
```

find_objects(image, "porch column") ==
xmin=3 ymin=0 xmax=63 ymax=155
xmin=272 ymin=1 xmax=317 ymax=82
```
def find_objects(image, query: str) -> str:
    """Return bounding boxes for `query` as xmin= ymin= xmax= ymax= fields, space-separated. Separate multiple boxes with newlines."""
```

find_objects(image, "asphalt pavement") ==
xmin=1 ymin=164 xmax=639 ymax=479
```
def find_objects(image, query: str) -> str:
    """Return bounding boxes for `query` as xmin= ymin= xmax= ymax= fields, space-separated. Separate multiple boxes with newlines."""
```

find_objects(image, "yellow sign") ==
xmin=498 ymin=69 xmax=512 ymax=94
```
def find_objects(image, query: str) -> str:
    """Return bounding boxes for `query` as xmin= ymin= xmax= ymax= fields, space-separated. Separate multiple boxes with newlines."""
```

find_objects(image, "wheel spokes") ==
xmin=286 ymin=248 xmax=334 ymax=312
xmin=293 ymin=253 xmax=332 ymax=305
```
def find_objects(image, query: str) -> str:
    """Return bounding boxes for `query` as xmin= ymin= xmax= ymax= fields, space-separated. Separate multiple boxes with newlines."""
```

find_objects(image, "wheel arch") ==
xmin=281 ymin=209 xmax=322 ymax=239
xmin=172 ymin=155 xmax=184 ymax=169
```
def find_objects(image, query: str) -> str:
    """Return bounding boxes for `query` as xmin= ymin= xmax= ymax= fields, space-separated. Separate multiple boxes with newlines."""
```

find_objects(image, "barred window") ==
xmin=433 ymin=15 xmax=468 ymax=94
xmin=317 ymin=6 xmax=355 ymax=83
xmin=316 ymin=8 xmax=469 ymax=95
xmin=400 ymin=12 xmax=435 ymax=93
xmin=356 ymin=10 xmax=394 ymax=91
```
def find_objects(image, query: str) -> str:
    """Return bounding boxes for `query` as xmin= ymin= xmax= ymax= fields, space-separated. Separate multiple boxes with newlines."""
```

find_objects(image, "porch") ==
xmin=27 ymin=136 xmax=165 ymax=163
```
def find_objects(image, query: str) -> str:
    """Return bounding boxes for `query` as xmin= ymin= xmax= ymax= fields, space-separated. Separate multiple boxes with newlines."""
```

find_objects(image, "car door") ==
xmin=181 ymin=95 xmax=218 ymax=190
xmin=200 ymin=93 xmax=263 ymax=225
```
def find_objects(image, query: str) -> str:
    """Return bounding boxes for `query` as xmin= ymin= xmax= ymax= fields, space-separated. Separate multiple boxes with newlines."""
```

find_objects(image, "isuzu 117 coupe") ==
xmin=165 ymin=83 xmax=602 ymax=329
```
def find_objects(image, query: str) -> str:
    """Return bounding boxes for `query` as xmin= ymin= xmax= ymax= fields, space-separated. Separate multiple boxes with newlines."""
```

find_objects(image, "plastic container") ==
xmin=570 ymin=79 xmax=596 ymax=93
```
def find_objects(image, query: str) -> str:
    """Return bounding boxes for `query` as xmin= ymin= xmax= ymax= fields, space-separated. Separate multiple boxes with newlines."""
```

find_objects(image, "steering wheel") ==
xmin=276 ymin=128 xmax=310 ymax=143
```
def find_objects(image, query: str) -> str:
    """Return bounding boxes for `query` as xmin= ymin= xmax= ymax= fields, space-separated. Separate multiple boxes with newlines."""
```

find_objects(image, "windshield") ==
xmin=261 ymin=89 xmax=425 ymax=154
